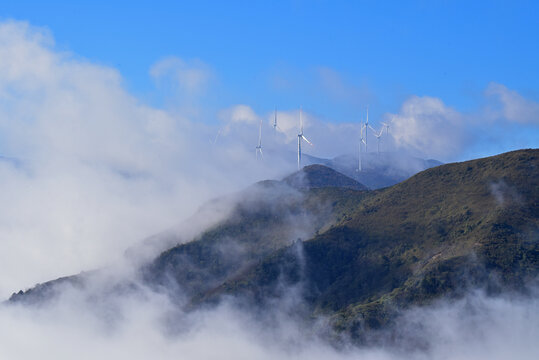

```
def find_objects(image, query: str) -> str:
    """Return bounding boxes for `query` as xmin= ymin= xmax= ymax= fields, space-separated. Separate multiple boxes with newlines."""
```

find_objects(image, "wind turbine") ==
xmin=358 ymin=121 xmax=367 ymax=172
xmin=255 ymin=119 xmax=263 ymax=160
xmin=297 ymin=107 xmax=313 ymax=170
xmin=370 ymin=127 xmax=384 ymax=154
xmin=381 ymin=121 xmax=390 ymax=135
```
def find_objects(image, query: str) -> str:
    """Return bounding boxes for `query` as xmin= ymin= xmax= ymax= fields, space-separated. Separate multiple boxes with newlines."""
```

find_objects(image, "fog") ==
xmin=0 ymin=21 xmax=297 ymax=297
xmin=1 ymin=275 xmax=537 ymax=360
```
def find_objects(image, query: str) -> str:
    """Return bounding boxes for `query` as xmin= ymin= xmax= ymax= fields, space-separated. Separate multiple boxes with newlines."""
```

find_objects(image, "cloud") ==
xmin=219 ymin=104 xmax=260 ymax=126
xmin=0 ymin=21 xmax=288 ymax=298
xmin=270 ymin=108 xmax=302 ymax=142
xmin=485 ymin=83 xmax=539 ymax=125
xmin=150 ymin=56 xmax=212 ymax=96
xmin=1 ymin=277 xmax=537 ymax=360
xmin=384 ymin=96 xmax=467 ymax=160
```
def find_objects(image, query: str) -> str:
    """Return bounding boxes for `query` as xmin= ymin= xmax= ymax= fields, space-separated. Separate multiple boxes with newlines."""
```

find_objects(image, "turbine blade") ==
xmin=299 ymin=106 xmax=303 ymax=134
xmin=366 ymin=106 xmax=369 ymax=125
xmin=302 ymin=135 xmax=313 ymax=146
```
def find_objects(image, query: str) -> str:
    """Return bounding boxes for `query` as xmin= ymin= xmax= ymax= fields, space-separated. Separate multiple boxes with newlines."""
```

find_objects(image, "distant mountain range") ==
xmin=9 ymin=149 xmax=538 ymax=343
xmin=301 ymin=152 xmax=443 ymax=189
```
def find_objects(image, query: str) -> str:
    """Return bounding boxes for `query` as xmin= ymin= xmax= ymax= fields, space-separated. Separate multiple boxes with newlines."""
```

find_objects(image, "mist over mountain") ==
xmin=8 ymin=149 xmax=538 ymax=353
xmin=301 ymin=152 xmax=443 ymax=189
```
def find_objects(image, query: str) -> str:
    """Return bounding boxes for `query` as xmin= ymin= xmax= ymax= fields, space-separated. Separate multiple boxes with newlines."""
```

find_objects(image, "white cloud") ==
xmin=270 ymin=108 xmax=302 ymax=142
xmin=150 ymin=56 xmax=212 ymax=95
xmin=485 ymin=82 xmax=539 ymax=125
xmin=219 ymin=104 xmax=260 ymax=126
xmin=1 ymin=280 xmax=537 ymax=360
xmin=384 ymin=96 xmax=467 ymax=160
xmin=0 ymin=21 xmax=287 ymax=298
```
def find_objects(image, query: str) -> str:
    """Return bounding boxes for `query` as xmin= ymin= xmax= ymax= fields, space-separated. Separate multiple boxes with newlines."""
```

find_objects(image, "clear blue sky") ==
xmin=1 ymin=0 xmax=538 ymax=156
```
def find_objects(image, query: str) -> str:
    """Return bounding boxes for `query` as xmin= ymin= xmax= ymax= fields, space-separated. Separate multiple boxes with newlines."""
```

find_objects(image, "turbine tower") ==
xmin=273 ymin=107 xmax=278 ymax=132
xmin=364 ymin=107 xmax=369 ymax=153
xmin=358 ymin=122 xmax=367 ymax=172
xmin=297 ymin=107 xmax=313 ymax=170
xmin=255 ymin=119 xmax=263 ymax=160
xmin=381 ymin=121 xmax=390 ymax=135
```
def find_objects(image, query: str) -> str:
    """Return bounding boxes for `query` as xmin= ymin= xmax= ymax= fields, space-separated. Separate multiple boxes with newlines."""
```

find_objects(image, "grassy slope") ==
xmin=209 ymin=149 xmax=538 ymax=334
xmin=142 ymin=178 xmax=369 ymax=303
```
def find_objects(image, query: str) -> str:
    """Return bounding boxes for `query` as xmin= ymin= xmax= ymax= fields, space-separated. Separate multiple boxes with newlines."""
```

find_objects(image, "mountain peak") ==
xmin=283 ymin=164 xmax=368 ymax=191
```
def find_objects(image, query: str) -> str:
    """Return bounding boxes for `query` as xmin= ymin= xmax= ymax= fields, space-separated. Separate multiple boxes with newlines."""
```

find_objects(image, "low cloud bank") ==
xmin=1 ymin=275 xmax=537 ymax=360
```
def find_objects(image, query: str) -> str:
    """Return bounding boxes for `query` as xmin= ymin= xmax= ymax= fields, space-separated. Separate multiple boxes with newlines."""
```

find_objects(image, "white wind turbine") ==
xmin=297 ymin=107 xmax=313 ymax=170
xmin=363 ymin=107 xmax=369 ymax=153
xmin=255 ymin=119 xmax=263 ymax=160
xmin=358 ymin=121 xmax=367 ymax=172
xmin=369 ymin=125 xmax=384 ymax=154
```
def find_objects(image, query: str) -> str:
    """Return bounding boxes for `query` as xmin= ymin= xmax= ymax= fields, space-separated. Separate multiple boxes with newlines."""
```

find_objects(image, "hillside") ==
xmin=199 ymin=149 xmax=538 ymax=338
xmin=8 ymin=150 xmax=538 ymax=343
xmin=142 ymin=170 xmax=368 ymax=303
xmin=10 ymin=166 xmax=370 ymax=305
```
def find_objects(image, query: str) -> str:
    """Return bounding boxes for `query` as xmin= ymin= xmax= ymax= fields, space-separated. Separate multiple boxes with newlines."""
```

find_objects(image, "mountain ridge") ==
xmin=7 ymin=149 xmax=538 ymax=343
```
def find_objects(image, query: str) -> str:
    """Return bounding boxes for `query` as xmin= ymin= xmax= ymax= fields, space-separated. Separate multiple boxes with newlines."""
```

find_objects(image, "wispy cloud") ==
xmin=485 ymin=82 xmax=539 ymax=125
xmin=150 ymin=56 xmax=212 ymax=96
xmin=383 ymin=96 xmax=468 ymax=160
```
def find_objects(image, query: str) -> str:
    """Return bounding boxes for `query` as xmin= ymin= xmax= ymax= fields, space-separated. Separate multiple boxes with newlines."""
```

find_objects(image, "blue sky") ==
xmin=0 ymin=0 xmax=538 ymax=160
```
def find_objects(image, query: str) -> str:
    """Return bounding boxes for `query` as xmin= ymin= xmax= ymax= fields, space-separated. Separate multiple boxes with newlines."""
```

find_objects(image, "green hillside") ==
xmin=142 ymin=176 xmax=368 ymax=302
xmin=8 ymin=149 xmax=538 ymax=343
xmin=204 ymin=149 xmax=538 ymax=337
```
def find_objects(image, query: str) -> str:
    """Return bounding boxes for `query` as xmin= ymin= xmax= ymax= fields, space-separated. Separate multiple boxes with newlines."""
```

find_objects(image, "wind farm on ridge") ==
xmin=256 ymin=106 xmax=393 ymax=172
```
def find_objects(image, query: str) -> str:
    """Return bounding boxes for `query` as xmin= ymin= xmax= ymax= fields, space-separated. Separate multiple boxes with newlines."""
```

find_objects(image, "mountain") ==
xmin=8 ymin=149 xmax=538 ymax=343
xmin=302 ymin=152 xmax=443 ymax=189
xmin=141 ymin=169 xmax=369 ymax=304
xmin=9 ymin=166 xmax=370 ymax=305
xmin=203 ymin=149 xmax=538 ymax=338
xmin=283 ymin=164 xmax=368 ymax=191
